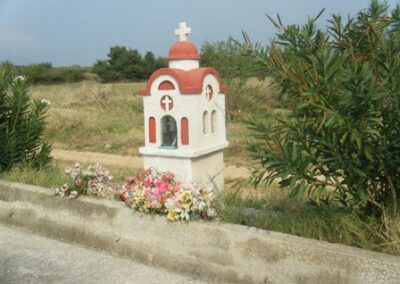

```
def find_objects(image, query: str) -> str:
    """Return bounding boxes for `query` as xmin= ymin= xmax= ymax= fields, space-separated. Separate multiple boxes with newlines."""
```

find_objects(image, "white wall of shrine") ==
xmin=169 ymin=59 xmax=199 ymax=70
xmin=140 ymin=73 xmax=227 ymax=152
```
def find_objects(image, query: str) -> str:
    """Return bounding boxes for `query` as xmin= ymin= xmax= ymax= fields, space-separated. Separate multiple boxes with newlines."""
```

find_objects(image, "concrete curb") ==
xmin=0 ymin=180 xmax=399 ymax=284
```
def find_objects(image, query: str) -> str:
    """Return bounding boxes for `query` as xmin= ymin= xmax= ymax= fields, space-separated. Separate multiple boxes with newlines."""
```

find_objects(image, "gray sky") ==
xmin=0 ymin=0 xmax=398 ymax=66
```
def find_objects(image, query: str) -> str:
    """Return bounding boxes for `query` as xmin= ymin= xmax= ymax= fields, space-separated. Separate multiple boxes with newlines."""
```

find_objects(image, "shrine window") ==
xmin=203 ymin=111 xmax=209 ymax=134
xmin=211 ymin=110 xmax=217 ymax=133
xmin=148 ymin=116 xmax=156 ymax=143
xmin=158 ymin=81 xmax=175 ymax=91
xmin=161 ymin=115 xmax=178 ymax=148
xmin=181 ymin=117 xmax=189 ymax=145
xmin=205 ymin=85 xmax=213 ymax=100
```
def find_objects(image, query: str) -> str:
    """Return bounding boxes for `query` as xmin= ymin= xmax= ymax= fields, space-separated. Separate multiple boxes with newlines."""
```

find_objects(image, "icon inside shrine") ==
xmin=205 ymin=85 xmax=213 ymax=100
xmin=161 ymin=115 xmax=177 ymax=148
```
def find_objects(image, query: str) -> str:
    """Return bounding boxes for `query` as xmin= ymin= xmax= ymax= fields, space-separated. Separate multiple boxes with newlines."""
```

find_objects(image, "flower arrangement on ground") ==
xmin=117 ymin=168 xmax=217 ymax=221
xmin=55 ymin=162 xmax=114 ymax=199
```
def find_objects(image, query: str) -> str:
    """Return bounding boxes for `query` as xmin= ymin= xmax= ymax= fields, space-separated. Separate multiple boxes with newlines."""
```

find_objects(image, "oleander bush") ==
xmin=246 ymin=0 xmax=400 ymax=218
xmin=0 ymin=74 xmax=51 ymax=172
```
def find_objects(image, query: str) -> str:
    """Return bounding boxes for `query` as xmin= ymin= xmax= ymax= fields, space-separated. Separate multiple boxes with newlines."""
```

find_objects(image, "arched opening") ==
xmin=203 ymin=111 xmax=209 ymax=134
xmin=205 ymin=85 xmax=213 ymax=100
xmin=158 ymin=80 xmax=175 ymax=91
xmin=211 ymin=110 xmax=217 ymax=133
xmin=181 ymin=117 xmax=189 ymax=145
xmin=161 ymin=115 xmax=177 ymax=148
xmin=148 ymin=116 xmax=156 ymax=143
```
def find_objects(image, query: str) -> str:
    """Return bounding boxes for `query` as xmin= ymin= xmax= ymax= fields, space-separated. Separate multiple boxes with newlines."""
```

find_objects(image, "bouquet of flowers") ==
xmin=117 ymin=168 xmax=217 ymax=221
xmin=55 ymin=163 xmax=114 ymax=199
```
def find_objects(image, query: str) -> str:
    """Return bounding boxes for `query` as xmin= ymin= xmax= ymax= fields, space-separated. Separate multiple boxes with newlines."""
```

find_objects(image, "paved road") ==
xmin=0 ymin=225 xmax=205 ymax=284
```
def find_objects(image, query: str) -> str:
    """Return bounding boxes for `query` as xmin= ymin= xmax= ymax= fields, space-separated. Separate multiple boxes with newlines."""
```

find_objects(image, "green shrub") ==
xmin=0 ymin=74 xmax=51 ymax=171
xmin=0 ymin=62 xmax=86 ymax=85
xmin=92 ymin=46 xmax=167 ymax=82
xmin=201 ymin=37 xmax=257 ymax=79
xmin=246 ymin=0 xmax=400 ymax=218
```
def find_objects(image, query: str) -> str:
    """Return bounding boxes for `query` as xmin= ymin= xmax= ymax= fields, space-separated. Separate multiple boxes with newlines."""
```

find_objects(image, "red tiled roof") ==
xmin=138 ymin=67 xmax=228 ymax=96
xmin=168 ymin=41 xmax=200 ymax=60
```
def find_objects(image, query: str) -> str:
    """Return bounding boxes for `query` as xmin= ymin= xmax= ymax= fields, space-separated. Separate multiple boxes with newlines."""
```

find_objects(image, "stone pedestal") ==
xmin=139 ymin=143 xmax=227 ymax=191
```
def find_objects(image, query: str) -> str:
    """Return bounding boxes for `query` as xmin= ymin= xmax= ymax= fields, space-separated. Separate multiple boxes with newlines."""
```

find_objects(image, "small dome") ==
xmin=168 ymin=41 xmax=200 ymax=60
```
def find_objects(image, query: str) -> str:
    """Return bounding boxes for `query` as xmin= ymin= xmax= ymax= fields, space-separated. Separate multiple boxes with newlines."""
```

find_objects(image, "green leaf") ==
xmin=363 ymin=145 xmax=373 ymax=161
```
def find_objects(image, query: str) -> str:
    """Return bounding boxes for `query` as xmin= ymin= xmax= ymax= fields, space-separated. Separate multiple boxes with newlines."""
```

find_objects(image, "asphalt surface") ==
xmin=0 ymin=225 xmax=205 ymax=284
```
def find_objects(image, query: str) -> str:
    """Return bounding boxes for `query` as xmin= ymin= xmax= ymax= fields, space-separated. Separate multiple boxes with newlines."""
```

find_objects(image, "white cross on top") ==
xmin=175 ymin=22 xmax=191 ymax=41
xmin=161 ymin=95 xmax=173 ymax=111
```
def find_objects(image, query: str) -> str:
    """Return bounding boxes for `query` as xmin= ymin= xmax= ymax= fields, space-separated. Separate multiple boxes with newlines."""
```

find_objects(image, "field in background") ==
xmin=30 ymin=80 xmax=281 ymax=167
xmin=31 ymin=82 xmax=144 ymax=157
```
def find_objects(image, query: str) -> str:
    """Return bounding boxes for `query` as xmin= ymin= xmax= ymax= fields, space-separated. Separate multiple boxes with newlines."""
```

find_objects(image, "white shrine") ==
xmin=138 ymin=22 xmax=228 ymax=191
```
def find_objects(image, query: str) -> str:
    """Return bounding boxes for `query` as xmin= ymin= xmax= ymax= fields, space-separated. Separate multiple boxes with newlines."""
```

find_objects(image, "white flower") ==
xmin=64 ymin=167 xmax=72 ymax=174
xmin=198 ymin=201 xmax=207 ymax=211
xmin=41 ymin=99 xmax=51 ymax=106
xmin=61 ymin=184 xmax=69 ymax=192
xmin=13 ymin=75 xmax=25 ymax=82
xmin=207 ymin=208 xmax=217 ymax=218
xmin=180 ymin=212 xmax=190 ymax=221
xmin=164 ymin=198 xmax=177 ymax=209
xmin=69 ymin=191 xmax=79 ymax=199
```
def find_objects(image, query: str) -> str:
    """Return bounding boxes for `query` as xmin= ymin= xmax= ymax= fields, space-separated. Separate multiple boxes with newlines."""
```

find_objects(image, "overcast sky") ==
xmin=0 ymin=0 xmax=398 ymax=66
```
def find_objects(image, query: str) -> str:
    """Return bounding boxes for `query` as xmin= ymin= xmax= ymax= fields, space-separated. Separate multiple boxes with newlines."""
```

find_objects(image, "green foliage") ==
xmin=0 ymin=61 xmax=86 ymax=85
xmin=92 ymin=46 xmax=167 ymax=82
xmin=0 ymin=74 xmax=52 ymax=172
xmin=201 ymin=38 xmax=282 ymax=123
xmin=246 ymin=0 xmax=400 ymax=217
xmin=201 ymin=37 xmax=257 ymax=79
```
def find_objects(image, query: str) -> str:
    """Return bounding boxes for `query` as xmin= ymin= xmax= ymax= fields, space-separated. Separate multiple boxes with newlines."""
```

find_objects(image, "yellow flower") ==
xmin=167 ymin=208 xmax=180 ymax=221
xmin=201 ymin=191 xmax=209 ymax=199
xmin=180 ymin=191 xmax=192 ymax=204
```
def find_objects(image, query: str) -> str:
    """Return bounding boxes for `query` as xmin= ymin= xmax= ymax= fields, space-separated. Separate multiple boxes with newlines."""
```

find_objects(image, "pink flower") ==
xmin=150 ymin=199 xmax=158 ymax=208
xmin=74 ymin=178 xmax=82 ymax=186
xmin=158 ymin=182 xmax=169 ymax=194
xmin=144 ymin=177 xmax=152 ymax=187
xmin=164 ymin=172 xmax=174 ymax=180
xmin=124 ymin=198 xmax=132 ymax=205
xmin=117 ymin=189 xmax=131 ymax=205
xmin=144 ymin=188 xmax=152 ymax=197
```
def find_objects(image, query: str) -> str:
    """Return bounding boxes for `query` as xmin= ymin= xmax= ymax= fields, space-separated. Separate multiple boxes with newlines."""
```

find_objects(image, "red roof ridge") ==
xmin=138 ymin=67 xmax=228 ymax=96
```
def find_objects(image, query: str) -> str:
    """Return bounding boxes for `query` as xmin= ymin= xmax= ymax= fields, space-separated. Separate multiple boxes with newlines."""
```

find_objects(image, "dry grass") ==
xmin=29 ymin=79 xmax=280 ymax=167
xmin=31 ymin=81 xmax=145 ymax=156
